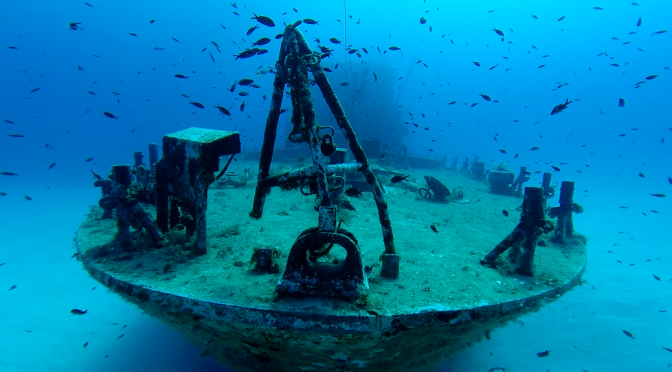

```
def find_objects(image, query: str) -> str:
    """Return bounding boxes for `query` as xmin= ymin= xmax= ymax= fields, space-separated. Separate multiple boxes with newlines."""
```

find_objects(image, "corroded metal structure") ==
xmin=155 ymin=127 xmax=240 ymax=254
xmin=249 ymin=20 xmax=400 ymax=282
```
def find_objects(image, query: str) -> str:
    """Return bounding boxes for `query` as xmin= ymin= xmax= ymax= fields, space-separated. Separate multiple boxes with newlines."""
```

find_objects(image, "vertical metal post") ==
xmin=516 ymin=187 xmax=545 ymax=276
xmin=112 ymin=165 xmax=132 ymax=247
xmin=148 ymin=143 xmax=159 ymax=174
xmin=250 ymin=23 xmax=296 ymax=219
xmin=555 ymin=181 xmax=575 ymax=241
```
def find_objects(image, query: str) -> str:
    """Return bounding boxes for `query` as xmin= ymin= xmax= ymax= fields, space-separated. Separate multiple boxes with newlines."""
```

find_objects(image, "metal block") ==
xmin=155 ymin=128 xmax=241 ymax=253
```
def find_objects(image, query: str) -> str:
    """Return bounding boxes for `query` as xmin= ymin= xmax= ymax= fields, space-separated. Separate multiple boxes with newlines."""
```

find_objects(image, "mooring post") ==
xmin=513 ymin=166 xmax=528 ymax=197
xmin=449 ymin=156 xmax=458 ymax=170
xmin=481 ymin=187 xmax=554 ymax=276
xmin=112 ymin=165 xmax=132 ymax=248
xmin=554 ymin=181 xmax=576 ymax=242
xmin=133 ymin=151 xmax=144 ymax=169
xmin=148 ymin=143 xmax=159 ymax=174
xmin=515 ymin=187 xmax=546 ymax=276
xmin=460 ymin=157 xmax=470 ymax=173
xmin=541 ymin=172 xmax=552 ymax=208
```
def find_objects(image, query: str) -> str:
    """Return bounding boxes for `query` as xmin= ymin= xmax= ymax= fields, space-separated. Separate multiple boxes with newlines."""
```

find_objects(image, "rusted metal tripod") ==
xmin=249 ymin=21 xmax=400 ymax=299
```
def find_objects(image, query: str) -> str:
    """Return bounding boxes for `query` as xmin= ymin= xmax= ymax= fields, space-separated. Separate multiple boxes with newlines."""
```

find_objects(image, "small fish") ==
xmin=117 ymin=334 xmax=125 ymax=339
xmin=251 ymin=13 xmax=275 ymax=27
xmin=662 ymin=347 xmax=672 ymax=353
xmin=618 ymin=98 xmax=625 ymax=107
xmin=430 ymin=225 xmax=438 ymax=234
xmin=171 ymin=37 xmax=180 ymax=43
xmin=480 ymin=93 xmax=491 ymax=101
xmin=488 ymin=368 xmax=505 ymax=372
xmin=234 ymin=49 xmax=257 ymax=59
xmin=391 ymin=175 xmax=410 ymax=183
xmin=1 ymin=172 xmax=19 ymax=176
xmin=552 ymin=166 xmax=561 ymax=172
xmin=557 ymin=15 xmax=566 ymax=21
xmin=646 ymin=74 xmax=659 ymax=80
xmin=103 ymin=112 xmax=119 ymax=119
xmin=651 ymin=193 xmax=666 ymax=197
xmin=47 ymin=163 xmax=56 ymax=170
xmin=215 ymin=104 xmax=231 ymax=116
xmin=129 ymin=32 xmax=137 ymax=36
xmin=653 ymin=274 xmax=661 ymax=281
xmin=551 ymin=99 xmax=572 ymax=115
xmin=238 ymin=78 xmax=254 ymax=85
xmin=246 ymin=25 xmax=260 ymax=36
xmin=637 ymin=17 xmax=642 ymax=27
xmin=345 ymin=187 xmax=363 ymax=197
xmin=623 ymin=330 xmax=635 ymax=339
xmin=7 ymin=134 xmax=24 ymax=138
xmin=85 ymin=157 xmax=94 ymax=162
xmin=502 ymin=210 xmax=509 ymax=217
xmin=189 ymin=100 xmax=204 ymax=108
xmin=303 ymin=18 xmax=319 ymax=25
xmin=83 ymin=342 xmax=89 ymax=348
xmin=537 ymin=350 xmax=550 ymax=357
xmin=373 ymin=72 xmax=377 ymax=82
xmin=388 ymin=46 xmax=401 ymax=51
xmin=71 ymin=309 xmax=88 ymax=315
xmin=492 ymin=27 xmax=504 ymax=36
xmin=174 ymin=74 xmax=188 ymax=79
xmin=9 ymin=285 xmax=17 ymax=291
xmin=252 ymin=37 xmax=270 ymax=46
xmin=240 ymin=102 xmax=245 ymax=111
xmin=651 ymin=30 xmax=667 ymax=36
xmin=473 ymin=61 xmax=481 ymax=66
xmin=3 ymin=119 xmax=15 ymax=124
xmin=29 ymin=87 xmax=41 ymax=93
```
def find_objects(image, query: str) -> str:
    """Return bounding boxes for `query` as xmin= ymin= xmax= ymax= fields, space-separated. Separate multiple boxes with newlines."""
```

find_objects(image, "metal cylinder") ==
xmin=112 ymin=165 xmax=132 ymax=186
xmin=148 ymin=143 xmax=159 ymax=174
xmin=516 ymin=187 xmax=545 ymax=276
xmin=133 ymin=151 xmax=144 ymax=168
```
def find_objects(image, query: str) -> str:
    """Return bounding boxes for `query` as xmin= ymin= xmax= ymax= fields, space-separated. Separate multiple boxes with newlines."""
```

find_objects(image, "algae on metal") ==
xmin=77 ymin=161 xmax=586 ymax=314
xmin=76 ymin=161 xmax=587 ymax=372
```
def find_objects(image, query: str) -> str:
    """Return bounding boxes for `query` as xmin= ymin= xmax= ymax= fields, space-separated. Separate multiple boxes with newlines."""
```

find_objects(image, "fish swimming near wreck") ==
xmin=551 ymin=99 xmax=572 ymax=115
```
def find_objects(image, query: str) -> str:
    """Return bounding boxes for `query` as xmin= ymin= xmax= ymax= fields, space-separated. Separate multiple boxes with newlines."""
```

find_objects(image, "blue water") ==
xmin=1 ymin=0 xmax=671 ymax=371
